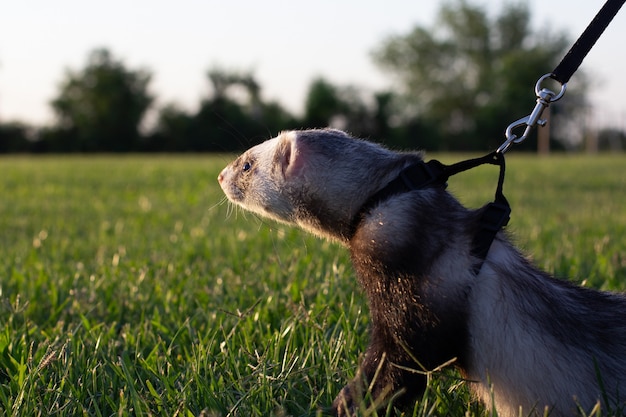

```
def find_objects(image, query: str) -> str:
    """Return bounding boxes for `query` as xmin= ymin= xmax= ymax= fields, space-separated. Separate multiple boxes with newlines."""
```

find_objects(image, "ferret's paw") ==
xmin=332 ymin=386 xmax=356 ymax=417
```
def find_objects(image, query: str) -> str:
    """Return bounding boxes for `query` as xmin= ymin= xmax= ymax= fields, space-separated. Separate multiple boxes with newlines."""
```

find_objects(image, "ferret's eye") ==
xmin=242 ymin=161 xmax=252 ymax=172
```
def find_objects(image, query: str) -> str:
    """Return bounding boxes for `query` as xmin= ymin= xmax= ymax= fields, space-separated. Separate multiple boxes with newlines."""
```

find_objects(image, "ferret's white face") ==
xmin=218 ymin=131 xmax=297 ymax=224
xmin=218 ymin=129 xmax=406 ymax=242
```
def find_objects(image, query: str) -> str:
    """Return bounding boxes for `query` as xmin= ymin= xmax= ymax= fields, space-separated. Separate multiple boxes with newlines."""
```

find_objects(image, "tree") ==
xmin=49 ymin=48 xmax=153 ymax=152
xmin=301 ymin=77 xmax=394 ymax=139
xmin=372 ymin=0 xmax=582 ymax=151
xmin=303 ymin=78 xmax=344 ymax=128
xmin=197 ymin=68 xmax=297 ymax=151
xmin=0 ymin=122 xmax=32 ymax=153
xmin=144 ymin=103 xmax=193 ymax=151
xmin=148 ymin=68 xmax=297 ymax=152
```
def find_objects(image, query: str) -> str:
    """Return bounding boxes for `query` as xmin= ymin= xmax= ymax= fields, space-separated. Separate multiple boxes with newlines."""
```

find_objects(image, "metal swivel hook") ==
xmin=497 ymin=74 xmax=567 ymax=154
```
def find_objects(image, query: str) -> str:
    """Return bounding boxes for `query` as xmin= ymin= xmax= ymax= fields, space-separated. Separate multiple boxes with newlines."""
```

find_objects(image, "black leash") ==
xmin=551 ymin=0 xmax=626 ymax=85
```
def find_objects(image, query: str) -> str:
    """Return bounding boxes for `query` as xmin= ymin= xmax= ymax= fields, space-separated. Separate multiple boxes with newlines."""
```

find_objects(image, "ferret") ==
xmin=217 ymin=128 xmax=626 ymax=416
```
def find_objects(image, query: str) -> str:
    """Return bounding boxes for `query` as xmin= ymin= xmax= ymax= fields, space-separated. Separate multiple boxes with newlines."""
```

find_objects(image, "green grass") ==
xmin=0 ymin=153 xmax=624 ymax=416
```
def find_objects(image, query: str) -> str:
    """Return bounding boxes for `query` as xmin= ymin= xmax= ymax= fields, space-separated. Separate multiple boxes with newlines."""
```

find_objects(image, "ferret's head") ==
xmin=218 ymin=129 xmax=416 ymax=242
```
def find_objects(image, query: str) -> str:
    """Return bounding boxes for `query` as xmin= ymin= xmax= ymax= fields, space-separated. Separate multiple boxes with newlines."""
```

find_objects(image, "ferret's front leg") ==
xmin=331 ymin=336 xmax=427 ymax=416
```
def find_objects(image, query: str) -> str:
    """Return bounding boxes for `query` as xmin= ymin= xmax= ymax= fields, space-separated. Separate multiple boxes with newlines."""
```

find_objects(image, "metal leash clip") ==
xmin=497 ymin=73 xmax=567 ymax=153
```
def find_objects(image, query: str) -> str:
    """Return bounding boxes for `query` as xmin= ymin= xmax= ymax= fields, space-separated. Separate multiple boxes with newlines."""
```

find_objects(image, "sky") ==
xmin=1 ymin=0 xmax=625 ymax=131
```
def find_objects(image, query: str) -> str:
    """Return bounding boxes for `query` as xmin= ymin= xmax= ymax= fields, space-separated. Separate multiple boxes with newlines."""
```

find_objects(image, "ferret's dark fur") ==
xmin=218 ymin=129 xmax=626 ymax=416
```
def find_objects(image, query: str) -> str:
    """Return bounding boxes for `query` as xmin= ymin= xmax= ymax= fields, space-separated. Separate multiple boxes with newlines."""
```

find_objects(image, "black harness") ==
xmin=355 ymin=152 xmax=510 ymax=275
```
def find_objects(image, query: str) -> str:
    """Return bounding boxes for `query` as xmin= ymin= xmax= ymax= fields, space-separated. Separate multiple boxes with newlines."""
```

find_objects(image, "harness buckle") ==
xmin=471 ymin=201 xmax=511 ymax=273
xmin=398 ymin=161 xmax=446 ymax=190
xmin=480 ymin=202 xmax=511 ymax=232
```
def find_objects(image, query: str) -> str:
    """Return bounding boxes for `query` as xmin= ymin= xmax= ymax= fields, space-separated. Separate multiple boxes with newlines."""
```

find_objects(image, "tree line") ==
xmin=1 ymin=1 xmax=624 ymax=153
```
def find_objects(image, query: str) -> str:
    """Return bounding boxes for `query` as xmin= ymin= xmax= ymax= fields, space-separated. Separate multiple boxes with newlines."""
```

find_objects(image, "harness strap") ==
xmin=439 ymin=152 xmax=511 ymax=273
xmin=468 ymin=152 xmax=510 ymax=273
xmin=354 ymin=152 xmax=510 ymax=274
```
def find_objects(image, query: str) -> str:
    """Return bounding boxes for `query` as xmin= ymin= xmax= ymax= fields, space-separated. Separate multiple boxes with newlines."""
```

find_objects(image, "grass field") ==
xmin=0 ymin=153 xmax=625 ymax=416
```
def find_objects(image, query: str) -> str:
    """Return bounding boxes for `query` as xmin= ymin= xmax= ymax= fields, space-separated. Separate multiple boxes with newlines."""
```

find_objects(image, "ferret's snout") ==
xmin=217 ymin=170 xmax=225 ymax=184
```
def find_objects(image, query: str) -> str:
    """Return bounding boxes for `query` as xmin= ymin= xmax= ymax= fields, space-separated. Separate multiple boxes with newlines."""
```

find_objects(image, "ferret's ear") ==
xmin=278 ymin=133 xmax=304 ymax=178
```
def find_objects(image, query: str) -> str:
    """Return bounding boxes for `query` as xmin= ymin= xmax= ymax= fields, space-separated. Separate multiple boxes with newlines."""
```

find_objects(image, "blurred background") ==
xmin=1 ymin=0 xmax=625 ymax=153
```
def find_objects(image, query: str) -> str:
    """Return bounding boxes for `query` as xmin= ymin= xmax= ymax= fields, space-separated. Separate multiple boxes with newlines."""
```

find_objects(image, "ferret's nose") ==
xmin=217 ymin=170 xmax=224 ymax=184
